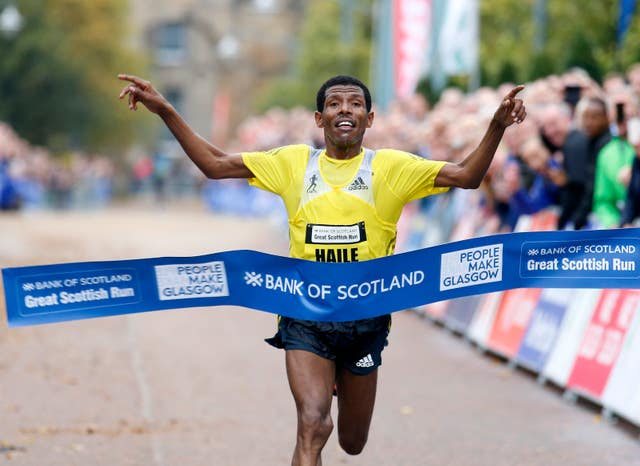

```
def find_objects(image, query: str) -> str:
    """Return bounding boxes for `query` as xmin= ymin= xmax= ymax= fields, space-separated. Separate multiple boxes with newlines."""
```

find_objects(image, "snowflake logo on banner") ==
xmin=22 ymin=282 xmax=35 ymax=291
xmin=528 ymin=248 xmax=539 ymax=256
xmin=244 ymin=271 xmax=263 ymax=287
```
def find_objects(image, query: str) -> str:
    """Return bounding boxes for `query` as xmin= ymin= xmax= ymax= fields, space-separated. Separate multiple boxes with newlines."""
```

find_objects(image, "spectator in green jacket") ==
xmin=590 ymin=99 xmax=635 ymax=228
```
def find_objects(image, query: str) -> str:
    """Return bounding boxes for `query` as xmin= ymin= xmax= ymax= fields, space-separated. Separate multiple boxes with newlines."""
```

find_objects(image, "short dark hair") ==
xmin=586 ymin=97 xmax=608 ymax=116
xmin=316 ymin=75 xmax=372 ymax=113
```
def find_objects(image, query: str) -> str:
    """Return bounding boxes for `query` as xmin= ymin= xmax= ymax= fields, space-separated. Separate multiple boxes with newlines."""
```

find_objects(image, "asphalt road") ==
xmin=1 ymin=205 xmax=638 ymax=465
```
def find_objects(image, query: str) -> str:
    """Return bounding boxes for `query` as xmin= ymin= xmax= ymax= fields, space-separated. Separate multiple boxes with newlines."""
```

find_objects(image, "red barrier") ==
xmin=421 ymin=300 xmax=450 ymax=320
xmin=467 ymin=292 xmax=503 ymax=347
xmin=541 ymin=289 xmax=602 ymax=387
xmin=566 ymin=289 xmax=640 ymax=400
xmin=486 ymin=288 xmax=542 ymax=358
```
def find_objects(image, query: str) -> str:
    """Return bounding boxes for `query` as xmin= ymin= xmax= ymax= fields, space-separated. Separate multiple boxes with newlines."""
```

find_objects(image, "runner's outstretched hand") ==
xmin=493 ymin=85 xmax=526 ymax=128
xmin=118 ymin=74 xmax=169 ymax=115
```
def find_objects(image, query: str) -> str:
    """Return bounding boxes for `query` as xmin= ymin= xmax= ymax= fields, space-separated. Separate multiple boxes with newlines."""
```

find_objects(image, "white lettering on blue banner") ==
xmin=520 ymin=239 xmax=640 ymax=278
xmin=440 ymin=244 xmax=503 ymax=291
xmin=243 ymin=270 xmax=425 ymax=301
xmin=15 ymin=269 xmax=139 ymax=316
xmin=155 ymin=262 xmax=229 ymax=300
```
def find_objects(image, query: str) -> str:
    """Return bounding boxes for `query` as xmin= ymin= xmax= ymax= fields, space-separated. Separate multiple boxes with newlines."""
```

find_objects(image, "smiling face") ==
xmin=314 ymin=85 xmax=374 ymax=159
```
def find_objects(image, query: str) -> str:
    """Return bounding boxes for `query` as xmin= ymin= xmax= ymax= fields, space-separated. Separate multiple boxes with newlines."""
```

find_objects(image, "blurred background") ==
xmin=0 ymin=0 xmax=639 ymax=231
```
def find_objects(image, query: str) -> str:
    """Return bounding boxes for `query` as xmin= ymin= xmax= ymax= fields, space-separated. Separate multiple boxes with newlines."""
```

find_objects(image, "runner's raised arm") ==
xmin=435 ymin=85 xmax=526 ymax=189
xmin=118 ymin=74 xmax=252 ymax=179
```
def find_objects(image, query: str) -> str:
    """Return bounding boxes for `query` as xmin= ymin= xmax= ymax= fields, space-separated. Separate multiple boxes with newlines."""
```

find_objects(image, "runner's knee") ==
xmin=298 ymin=408 xmax=333 ymax=440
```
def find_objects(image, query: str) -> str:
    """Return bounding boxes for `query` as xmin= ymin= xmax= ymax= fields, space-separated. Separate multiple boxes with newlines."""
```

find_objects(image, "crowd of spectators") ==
xmin=0 ymin=123 xmax=115 ymax=211
xmin=221 ymin=64 xmax=640 ymax=241
xmin=4 ymin=64 xmax=640 ymax=234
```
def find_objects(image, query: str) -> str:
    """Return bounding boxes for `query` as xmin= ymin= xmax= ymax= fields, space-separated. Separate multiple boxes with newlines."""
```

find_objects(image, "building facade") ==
xmin=128 ymin=0 xmax=306 ymax=155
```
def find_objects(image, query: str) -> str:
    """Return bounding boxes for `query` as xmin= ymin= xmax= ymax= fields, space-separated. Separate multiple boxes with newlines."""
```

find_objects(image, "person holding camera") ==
xmin=538 ymin=102 xmax=589 ymax=229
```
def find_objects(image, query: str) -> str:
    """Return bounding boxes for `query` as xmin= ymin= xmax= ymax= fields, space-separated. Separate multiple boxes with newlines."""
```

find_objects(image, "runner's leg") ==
xmin=286 ymin=349 xmax=336 ymax=466
xmin=335 ymin=367 xmax=378 ymax=455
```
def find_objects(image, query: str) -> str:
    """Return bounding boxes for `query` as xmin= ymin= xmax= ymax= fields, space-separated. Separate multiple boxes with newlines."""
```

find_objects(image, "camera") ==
xmin=616 ymin=102 xmax=625 ymax=125
xmin=563 ymin=85 xmax=582 ymax=106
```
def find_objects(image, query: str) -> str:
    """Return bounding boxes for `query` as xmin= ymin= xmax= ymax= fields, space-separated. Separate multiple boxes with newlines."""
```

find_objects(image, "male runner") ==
xmin=118 ymin=74 xmax=526 ymax=466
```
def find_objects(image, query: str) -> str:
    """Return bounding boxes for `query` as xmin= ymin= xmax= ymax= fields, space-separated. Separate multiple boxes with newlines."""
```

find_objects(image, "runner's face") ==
xmin=315 ymin=85 xmax=373 ymax=150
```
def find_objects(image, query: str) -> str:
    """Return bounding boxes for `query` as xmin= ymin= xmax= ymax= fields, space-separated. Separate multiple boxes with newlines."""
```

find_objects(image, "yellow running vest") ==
xmin=242 ymin=144 xmax=448 ymax=262
xmin=293 ymin=147 xmax=390 ymax=262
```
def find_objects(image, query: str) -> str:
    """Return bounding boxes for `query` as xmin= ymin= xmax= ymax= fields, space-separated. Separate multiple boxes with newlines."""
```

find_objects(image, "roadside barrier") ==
xmin=398 ymin=206 xmax=640 ymax=430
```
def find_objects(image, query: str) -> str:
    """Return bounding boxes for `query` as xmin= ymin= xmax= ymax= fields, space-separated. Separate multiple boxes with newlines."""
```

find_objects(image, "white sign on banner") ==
xmin=542 ymin=289 xmax=602 ymax=386
xmin=601 ymin=300 xmax=640 ymax=426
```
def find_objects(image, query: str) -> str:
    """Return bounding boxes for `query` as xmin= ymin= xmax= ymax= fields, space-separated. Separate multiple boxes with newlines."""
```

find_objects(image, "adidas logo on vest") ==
xmin=347 ymin=176 xmax=368 ymax=191
xmin=355 ymin=353 xmax=374 ymax=368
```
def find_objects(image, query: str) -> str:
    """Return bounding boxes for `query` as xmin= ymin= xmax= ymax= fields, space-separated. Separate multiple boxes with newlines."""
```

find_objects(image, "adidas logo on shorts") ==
xmin=355 ymin=354 xmax=374 ymax=368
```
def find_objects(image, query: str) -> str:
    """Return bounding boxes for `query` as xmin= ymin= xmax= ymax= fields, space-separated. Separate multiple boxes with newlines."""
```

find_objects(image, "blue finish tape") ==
xmin=3 ymin=228 xmax=640 ymax=327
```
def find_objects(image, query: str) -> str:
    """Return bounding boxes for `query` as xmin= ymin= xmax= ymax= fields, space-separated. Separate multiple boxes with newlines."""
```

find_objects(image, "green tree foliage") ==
xmin=545 ymin=1 xmax=619 ymax=82
xmin=615 ymin=5 xmax=640 ymax=69
xmin=479 ymin=0 xmax=637 ymax=86
xmin=257 ymin=0 xmax=373 ymax=111
xmin=252 ymin=0 xmax=639 ymax=113
xmin=0 ymin=0 xmax=148 ymax=151
xmin=479 ymin=0 xmax=534 ymax=86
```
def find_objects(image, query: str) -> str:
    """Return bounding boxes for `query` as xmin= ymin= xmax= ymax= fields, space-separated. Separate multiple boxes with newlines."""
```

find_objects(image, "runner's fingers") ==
xmin=131 ymin=90 xmax=141 ymax=111
xmin=506 ymin=85 xmax=525 ymax=99
xmin=123 ymin=86 xmax=146 ymax=110
xmin=119 ymin=84 xmax=141 ymax=100
xmin=129 ymin=87 xmax=141 ymax=110
xmin=517 ymin=106 xmax=527 ymax=122
xmin=511 ymin=99 xmax=523 ymax=114
xmin=514 ymin=109 xmax=527 ymax=124
xmin=117 ymin=74 xmax=150 ymax=90
xmin=119 ymin=85 xmax=130 ymax=99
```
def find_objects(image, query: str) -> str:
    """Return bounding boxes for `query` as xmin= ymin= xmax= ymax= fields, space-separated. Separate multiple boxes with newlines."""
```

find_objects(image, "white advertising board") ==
xmin=467 ymin=291 xmax=502 ymax=347
xmin=541 ymin=289 xmax=602 ymax=386
xmin=602 ymin=301 xmax=640 ymax=426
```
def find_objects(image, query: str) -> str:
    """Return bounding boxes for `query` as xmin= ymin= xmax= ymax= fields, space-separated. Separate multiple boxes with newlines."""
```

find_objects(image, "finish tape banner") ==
xmin=3 ymin=228 xmax=640 ymax=327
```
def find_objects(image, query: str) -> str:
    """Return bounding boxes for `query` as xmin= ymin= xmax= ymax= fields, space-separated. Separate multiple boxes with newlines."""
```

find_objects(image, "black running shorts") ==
xmin=265 ymin=314 xmax=391 ymax=375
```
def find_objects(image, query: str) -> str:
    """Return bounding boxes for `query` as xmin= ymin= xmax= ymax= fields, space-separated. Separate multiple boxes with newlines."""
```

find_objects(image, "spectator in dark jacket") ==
xmin=577 ymin=97 xmax=613 ymax=229
xmin=539 ymin=103 xmax=590 ymax=229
